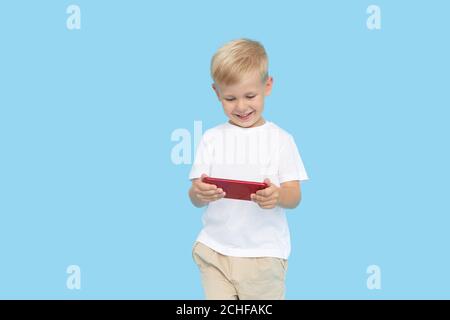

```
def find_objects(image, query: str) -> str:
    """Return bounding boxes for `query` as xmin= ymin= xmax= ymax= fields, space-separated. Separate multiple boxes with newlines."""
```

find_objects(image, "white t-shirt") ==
xmin=189 ymin=120 xmax=309 ymax=259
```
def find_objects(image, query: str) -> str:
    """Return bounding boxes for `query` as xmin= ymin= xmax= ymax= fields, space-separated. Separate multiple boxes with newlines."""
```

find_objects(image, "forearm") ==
xmin=277 ymin=185 xmax=301 ymax=209
xmin=189 ymin=186 xmax=207 ymax=208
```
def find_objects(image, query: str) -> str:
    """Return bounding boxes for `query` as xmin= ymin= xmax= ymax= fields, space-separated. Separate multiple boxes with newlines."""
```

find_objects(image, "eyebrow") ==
xmin=224 ymin=92 xmax=257 ymax=97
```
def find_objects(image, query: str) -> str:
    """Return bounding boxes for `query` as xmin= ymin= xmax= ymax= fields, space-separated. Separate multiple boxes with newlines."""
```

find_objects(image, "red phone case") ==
xmin=202 ymin=177 xmax=268 ymax=201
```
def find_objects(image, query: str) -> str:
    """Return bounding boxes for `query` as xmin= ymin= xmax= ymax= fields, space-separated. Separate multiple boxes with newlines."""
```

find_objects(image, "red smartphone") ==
xmin=202 ymin=177 xmax=269 ymax=201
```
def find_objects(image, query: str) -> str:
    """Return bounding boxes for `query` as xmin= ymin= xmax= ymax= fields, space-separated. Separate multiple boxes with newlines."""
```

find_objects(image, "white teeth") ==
xmin=236 ymin=111 xmax=252 ymax=117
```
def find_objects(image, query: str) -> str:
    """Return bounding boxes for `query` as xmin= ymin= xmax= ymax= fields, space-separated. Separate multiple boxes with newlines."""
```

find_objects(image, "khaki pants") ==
xmin=192 ymin=241 xmax=288 ymax=300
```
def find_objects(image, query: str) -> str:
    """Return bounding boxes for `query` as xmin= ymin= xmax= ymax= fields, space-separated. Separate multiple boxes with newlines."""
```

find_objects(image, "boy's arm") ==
xmin=278 ymin=180 xmax=301 ymax=209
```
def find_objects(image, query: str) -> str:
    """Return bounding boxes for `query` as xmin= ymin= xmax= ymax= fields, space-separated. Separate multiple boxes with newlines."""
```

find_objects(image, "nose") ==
xmin=235 ymin=99 xmax=248 ymax=112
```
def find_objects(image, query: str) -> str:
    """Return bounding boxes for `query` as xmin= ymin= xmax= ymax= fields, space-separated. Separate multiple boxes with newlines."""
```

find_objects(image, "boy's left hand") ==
xmin=251 ymin=178 xmax=280 ymax=209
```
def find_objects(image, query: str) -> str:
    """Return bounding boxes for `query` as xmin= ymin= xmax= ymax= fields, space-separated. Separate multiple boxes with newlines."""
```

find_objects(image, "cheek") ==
xmin=222 ymin=103 xmax=234 ymax=114
xmin=253 ymin=98 xmax=264 ymax=110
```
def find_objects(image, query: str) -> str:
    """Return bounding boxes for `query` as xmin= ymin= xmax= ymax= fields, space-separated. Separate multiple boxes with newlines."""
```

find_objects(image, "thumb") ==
xmin=264 ymin=178 xmax=272 ymax=187
xmin=200 ymin=173 xmax=208 ymax=182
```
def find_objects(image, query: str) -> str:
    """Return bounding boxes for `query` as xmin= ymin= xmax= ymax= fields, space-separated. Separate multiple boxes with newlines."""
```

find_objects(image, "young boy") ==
xmin=189 ymin=38 xmax=309 ymax=300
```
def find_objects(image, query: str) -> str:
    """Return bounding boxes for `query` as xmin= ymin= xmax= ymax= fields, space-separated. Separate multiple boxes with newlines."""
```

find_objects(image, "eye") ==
xmin=246 ymin=95 xmax=256 ymax=99
xmin=225 ymin=97 xmax=235 ymax=101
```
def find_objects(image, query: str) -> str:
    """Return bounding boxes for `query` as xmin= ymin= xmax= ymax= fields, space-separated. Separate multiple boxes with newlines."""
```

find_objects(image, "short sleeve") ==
xmin=188 ymin=133 xmax=213 ymax=180
xmin=278 ymin=134 xmax=309 ymax=183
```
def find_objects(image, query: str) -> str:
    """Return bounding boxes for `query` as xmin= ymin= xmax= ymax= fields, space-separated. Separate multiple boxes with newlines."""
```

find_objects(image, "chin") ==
xmin=237 ymin=122 xmax=253 ymax=128
xmin=230 ymin=117 xmax=261 ymax=128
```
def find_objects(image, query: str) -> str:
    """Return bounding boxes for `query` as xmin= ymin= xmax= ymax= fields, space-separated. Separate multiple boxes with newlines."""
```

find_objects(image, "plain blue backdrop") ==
xmin=0 ymin=0 xmax=449 ymax=299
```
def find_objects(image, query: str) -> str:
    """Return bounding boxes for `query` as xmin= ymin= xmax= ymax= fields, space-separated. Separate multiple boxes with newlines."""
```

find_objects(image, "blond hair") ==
xmin=210 ymin=38 xmax=268 ymax=85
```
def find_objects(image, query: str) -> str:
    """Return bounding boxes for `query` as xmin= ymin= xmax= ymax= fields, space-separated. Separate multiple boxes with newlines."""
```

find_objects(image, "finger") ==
xmin=200 ymin=188 xmax=223 ymax=196
xmin=265 ymin=188 xmax=276 ymax=197
xmin=204 ymin=193 xmax=226 ymax=202
xmin=259 ymin=199 xmax=277 ymax=207
xmin=253 ymin=194 xmax=269 ymax=202
xmin=199 ymin=191 xmax=225 ymax=200
xmin=255 ymin=188 xmax=267 ymax=196
xmin=259 ymin=198 xmax=277 ymax=207
xmin=257 ymin=185 xmax=276 ymax=197
xmin=198 ymin=181 xmax=218 ymax=191
xmin=198 ymin=194 xmax=214 ymax=202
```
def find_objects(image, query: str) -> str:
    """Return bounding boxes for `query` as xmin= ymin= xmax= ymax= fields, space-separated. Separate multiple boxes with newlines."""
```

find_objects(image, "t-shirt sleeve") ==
xmin=188 ymin=133 xmax=213 ymax=180
xmin=278 ymin=134 xmax=309 ymax=183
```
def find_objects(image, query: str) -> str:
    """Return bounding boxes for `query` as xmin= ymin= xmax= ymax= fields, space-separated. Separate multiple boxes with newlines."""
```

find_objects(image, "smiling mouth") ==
xmin=234 ymin=111 xmax=255 ymax=121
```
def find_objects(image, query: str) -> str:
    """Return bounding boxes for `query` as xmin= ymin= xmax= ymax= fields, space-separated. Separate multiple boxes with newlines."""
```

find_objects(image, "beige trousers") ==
xmin=192 ymin=241 xmax=288 ymax=300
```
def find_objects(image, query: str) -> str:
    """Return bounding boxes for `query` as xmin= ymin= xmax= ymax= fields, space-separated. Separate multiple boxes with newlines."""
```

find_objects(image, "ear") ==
xmin=264 ymin=76 xmax=273 ymax=96
xmin=212 ymin=83 xmax=221 ymax=101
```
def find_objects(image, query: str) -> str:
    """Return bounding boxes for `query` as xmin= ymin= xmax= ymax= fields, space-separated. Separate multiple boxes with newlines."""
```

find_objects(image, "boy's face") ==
xmin=212 ymin=72 xmax=273 ymax=128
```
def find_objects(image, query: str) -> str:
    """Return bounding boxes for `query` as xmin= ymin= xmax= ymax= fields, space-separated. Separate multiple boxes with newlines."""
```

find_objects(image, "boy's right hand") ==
xmin=190 ymin=174 xmax=226 ymax=205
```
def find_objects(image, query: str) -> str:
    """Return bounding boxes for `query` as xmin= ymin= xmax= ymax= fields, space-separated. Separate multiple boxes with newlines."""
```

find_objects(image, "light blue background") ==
xmin=1 ymin=0 xmax=449 ymax=299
